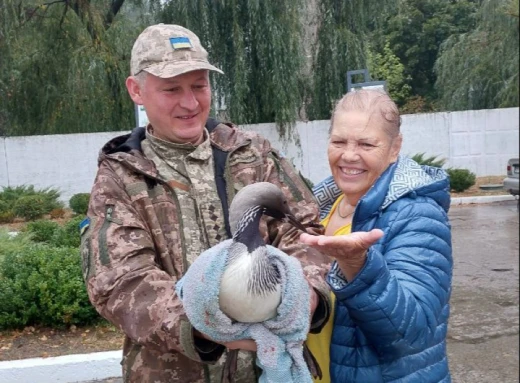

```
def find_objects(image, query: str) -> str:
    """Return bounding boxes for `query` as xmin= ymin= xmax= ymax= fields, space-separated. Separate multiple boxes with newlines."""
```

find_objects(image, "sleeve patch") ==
xmin=79 ymin=217 xmax=90 ymax=235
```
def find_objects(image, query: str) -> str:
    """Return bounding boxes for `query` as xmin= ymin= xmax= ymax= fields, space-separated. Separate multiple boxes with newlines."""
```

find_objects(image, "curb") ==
xmin=0 ymin=351 xmax=122 ymax=383
xmin=450 ymin=194 xmax=516 ymax=205
xmin=0 ymin=194 xmax=516 ymax=383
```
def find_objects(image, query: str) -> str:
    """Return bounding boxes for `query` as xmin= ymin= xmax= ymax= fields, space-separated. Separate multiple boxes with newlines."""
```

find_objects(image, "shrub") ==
xmin=0 ymin=200 xmax=15 ymax=223
xmin=69 ymin=193 xmax=90 ymax=215
xmin=0 ymin=200 xmax=9 ymax=214
xmin=0 ymin=185 xmax=63 ymax=220
xmin=447 ymin=168 xmax=476 ymax=192
xmin=39 ymin=188 xmax=64 ymax=212
xmin=50 ymin=208 xmax=66 ymax=219
xmin=0 ymin=229 xmax=33 ymax=264
xmin=0 ymin=211 xmax=15 ymax=224
xmin=12 ymin=195 xmax=49 ymax=221
xmin=411 ymin=153 xmax=447 ymax=168
xmin=0 ymin=185 xmax=35 ymax=204
xmin=50 ymin=216 xmax=83 ymax=248
xmin=0 ymin=243 xmax=100 ymax=329
xmin=25 ymin=220 xmax=60 ymax=243
xmin=1 ymin=185 xmax=59 ymax=202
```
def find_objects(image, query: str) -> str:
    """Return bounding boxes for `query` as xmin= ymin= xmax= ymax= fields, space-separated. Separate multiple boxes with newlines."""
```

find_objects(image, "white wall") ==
xmin=0 ymin=138 xmax=8 ymax=187
xmin=0 ymin=108 xmax=518 ymax=203
xmin=1 ymin=131 xmax=126 ymax=203
xmin=244 ymin=107 xmax=519 ymax=184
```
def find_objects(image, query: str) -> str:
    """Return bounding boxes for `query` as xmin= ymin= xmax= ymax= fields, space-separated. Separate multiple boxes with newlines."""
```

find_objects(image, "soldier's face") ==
xmin=127 ymin=70 xmax=211 ymax=144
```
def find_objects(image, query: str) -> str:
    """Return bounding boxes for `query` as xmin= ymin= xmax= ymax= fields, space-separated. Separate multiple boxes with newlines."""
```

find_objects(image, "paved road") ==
xmin=447 ymin=201 xmax=519 ymax=383
xmin=87 ymin=201 xmax=520 ymax=383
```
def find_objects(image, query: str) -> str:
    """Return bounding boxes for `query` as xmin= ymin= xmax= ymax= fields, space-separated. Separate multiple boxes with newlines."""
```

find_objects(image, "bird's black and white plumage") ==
xmin=219 ymin=182 xmax=309 ymax=323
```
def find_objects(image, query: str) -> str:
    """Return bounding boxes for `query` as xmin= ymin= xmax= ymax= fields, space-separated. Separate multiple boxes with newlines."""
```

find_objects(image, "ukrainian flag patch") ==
xmin=79 ymin=217 xmax=90 ymax=235
xmin=170 ymin=37 xmax=192 ymax=50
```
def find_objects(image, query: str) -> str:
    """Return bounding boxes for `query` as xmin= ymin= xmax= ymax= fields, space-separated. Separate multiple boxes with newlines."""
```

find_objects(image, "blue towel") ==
xmin=175 ymin=239 xmax=312 ymax=383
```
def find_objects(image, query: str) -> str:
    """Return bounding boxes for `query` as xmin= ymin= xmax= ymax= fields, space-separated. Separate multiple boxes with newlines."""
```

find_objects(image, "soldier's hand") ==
xmin=194 ymin=329 xmax=257 ymax=352
xmin=222 ymin=339 xmax=257 ymax=352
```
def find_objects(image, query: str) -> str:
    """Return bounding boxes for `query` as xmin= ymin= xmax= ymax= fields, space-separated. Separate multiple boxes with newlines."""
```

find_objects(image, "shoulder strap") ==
xmin=206 ymin=118 xmax=232 ymax=237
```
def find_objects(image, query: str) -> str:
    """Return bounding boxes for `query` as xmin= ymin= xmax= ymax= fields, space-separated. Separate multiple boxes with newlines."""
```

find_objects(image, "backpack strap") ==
xmin=206 ymin=118 xmax=232 ymax=237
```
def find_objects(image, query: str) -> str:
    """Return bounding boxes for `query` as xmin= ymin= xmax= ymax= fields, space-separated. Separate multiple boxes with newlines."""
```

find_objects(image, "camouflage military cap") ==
xmin=131 ymin=24 xmax=223 ymax=78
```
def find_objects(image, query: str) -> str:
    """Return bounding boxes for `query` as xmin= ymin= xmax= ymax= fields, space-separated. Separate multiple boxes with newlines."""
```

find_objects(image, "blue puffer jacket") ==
xmin=313 ymin=156 xmax=452 ymax=383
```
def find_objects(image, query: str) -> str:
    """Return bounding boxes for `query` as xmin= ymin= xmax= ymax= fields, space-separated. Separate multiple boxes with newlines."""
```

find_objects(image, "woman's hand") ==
xmin=300 ymin=229 xmax=384 ymax=281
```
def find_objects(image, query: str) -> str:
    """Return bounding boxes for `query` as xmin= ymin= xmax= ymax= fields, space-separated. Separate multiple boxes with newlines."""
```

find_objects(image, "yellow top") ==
xmin=307 ymin=195 xmax=351 ymax=382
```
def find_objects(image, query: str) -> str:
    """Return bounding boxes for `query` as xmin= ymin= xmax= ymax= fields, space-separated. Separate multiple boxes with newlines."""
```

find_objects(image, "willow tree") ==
xmin=434 ymin=0 xmax=519 ymax=111
xmin=156 ymin=0 xmax=305 ymax=140
xmin=0 ymin=0 xmax=149 ymax=136
xmin=307 ymin=0 xmax=396 ymax=120
xmin=0 ymin=0 xmax=19 ymax=135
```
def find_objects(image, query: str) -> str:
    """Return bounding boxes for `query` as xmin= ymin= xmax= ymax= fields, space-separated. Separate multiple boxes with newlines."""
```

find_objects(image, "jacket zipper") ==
xmin=131 ymin=167 xmax=188 ymax=274
xmin=162 ymin=181 xmax=189 ymax=273
xmin=223 ymin=139 xmax=251 ymax=204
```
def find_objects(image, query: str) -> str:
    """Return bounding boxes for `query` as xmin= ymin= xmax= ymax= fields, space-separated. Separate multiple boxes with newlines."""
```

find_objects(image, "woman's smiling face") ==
xmin=328 ymin=109 xmax=402 ymax=205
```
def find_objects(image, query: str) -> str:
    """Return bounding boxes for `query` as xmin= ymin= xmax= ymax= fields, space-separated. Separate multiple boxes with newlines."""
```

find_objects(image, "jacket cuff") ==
xmin=327 ymin=249 xmax=390 ymax=301
xmin=309 ymin=287 xmax=331 ymax=333
xmin=328 ymin=262 xmax=348 ymax=290
xmin=194 ymin=336 xmax=226 ymax=362
xmin=179 ymin=320 xmax=225 ymax=363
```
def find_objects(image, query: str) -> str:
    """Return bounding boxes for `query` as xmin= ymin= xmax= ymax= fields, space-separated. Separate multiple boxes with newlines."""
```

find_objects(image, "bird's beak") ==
xmin=284 ymin=213 xmax=312 ymax=235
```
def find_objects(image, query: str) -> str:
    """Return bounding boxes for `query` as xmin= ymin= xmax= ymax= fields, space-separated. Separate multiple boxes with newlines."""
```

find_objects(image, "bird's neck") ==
xmin=233 ymin=206 xmax=265 ymax=253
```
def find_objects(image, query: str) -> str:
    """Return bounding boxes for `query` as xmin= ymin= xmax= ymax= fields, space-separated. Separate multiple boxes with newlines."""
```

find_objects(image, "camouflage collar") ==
xmin=145 ymin=127 xmax=212 ymax=162
xmin=98 ymin=121 xmax=252 ymax=180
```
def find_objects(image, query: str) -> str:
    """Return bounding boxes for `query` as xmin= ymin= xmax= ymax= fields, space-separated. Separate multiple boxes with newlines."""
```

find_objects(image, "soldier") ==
xmin=80 ymin=24 xmax=331 ymax=383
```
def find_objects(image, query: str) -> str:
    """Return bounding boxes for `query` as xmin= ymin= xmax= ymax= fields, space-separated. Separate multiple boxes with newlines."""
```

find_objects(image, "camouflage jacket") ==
xmin=81 ymin=121 xmax=331 ymax=383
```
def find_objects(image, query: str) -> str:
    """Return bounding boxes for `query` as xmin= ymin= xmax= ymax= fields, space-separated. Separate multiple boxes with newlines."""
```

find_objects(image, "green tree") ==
xmin=434 ymin=0 xmax=519 ymax=110
xmin=307 ymin=0 xmax=397 ymax=120
xmin=156 ymin=0 xmax=398 ymax=132
xmin=378 ymin=0 xmax=478 ymax=102
xmin=155 ymin=0 xmax=305 ymax=140
xmin=367 ymin=41 xmax=412 ymax=106
xmin=0 ymin=0 xmax=149 ymax=136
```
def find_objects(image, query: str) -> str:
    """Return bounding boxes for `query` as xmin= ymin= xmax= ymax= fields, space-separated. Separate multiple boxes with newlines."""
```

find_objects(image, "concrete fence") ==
xmin=0 ymin=107 xmax=518 ymax=203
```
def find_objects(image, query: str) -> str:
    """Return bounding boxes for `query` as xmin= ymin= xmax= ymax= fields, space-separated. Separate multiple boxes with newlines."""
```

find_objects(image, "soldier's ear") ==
xmin=126 ymin=76 xmax=144 ymax=105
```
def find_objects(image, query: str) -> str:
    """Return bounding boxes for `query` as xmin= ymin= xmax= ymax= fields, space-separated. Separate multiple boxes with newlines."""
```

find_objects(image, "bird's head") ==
xmin=229 ymin=182 xmax=309 ymax=236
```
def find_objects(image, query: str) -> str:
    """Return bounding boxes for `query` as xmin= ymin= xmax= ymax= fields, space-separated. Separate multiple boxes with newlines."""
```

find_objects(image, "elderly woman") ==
xmin=301 ymin=89 xmax=452 ymax=382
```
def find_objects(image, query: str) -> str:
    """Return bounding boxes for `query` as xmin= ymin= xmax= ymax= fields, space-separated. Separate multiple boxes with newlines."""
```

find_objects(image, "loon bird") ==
xmin=219 ymin=182 xmax=310 ymax=323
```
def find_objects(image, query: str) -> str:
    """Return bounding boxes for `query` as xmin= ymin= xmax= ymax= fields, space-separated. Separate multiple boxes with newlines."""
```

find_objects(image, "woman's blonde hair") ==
xmin=330 ymin=89 xmax=401 ymax=138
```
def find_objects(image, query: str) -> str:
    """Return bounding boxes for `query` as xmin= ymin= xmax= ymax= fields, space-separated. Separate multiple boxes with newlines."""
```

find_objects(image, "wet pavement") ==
xmin=447 ymin=201 xmax=519 ymax=383
xmin=85 ymin=201 xmax=520 ymax=383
